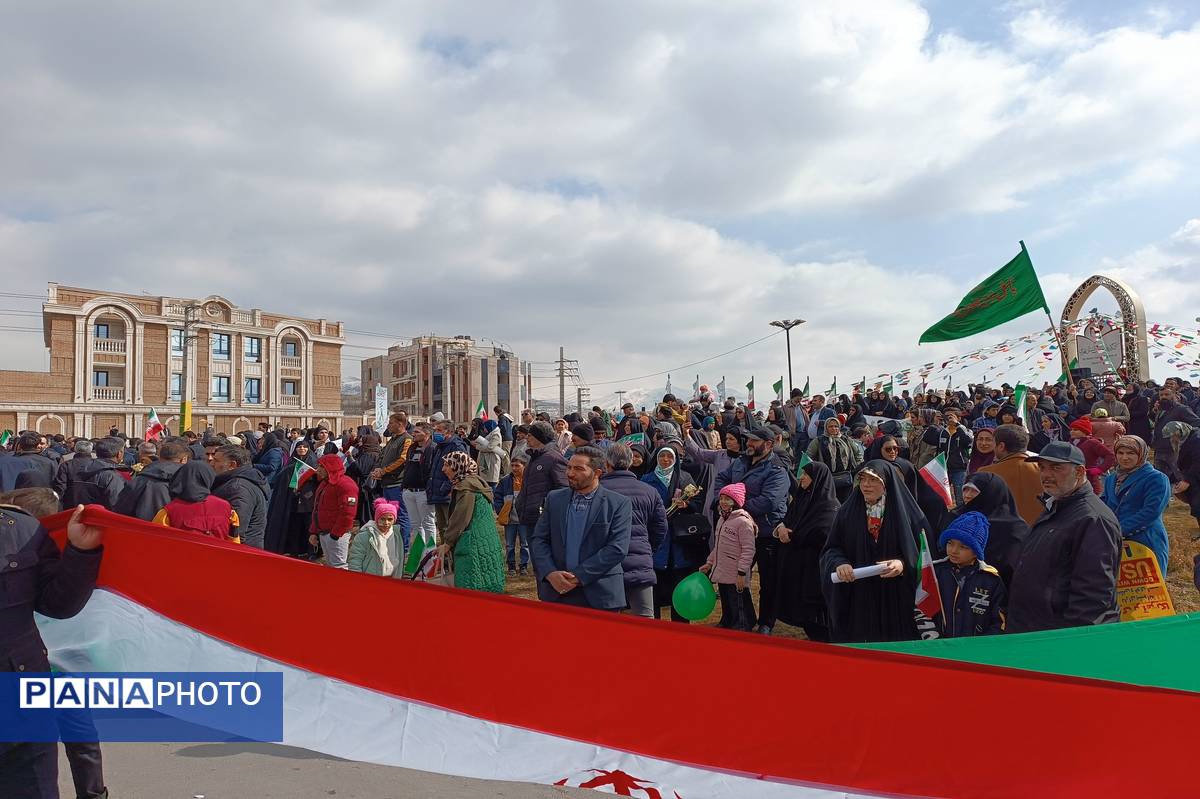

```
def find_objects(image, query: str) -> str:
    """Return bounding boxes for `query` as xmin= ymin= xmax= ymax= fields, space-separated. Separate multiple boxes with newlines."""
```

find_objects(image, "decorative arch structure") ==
xmin=1059 ymin=275 xmax=1149 ymax=381
xmin=232 ymin=416 xmax=253 ymax=433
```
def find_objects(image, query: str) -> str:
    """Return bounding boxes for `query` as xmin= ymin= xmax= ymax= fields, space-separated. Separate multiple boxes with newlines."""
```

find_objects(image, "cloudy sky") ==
xmin=2 ymin=0 xmax=1199 ymax=406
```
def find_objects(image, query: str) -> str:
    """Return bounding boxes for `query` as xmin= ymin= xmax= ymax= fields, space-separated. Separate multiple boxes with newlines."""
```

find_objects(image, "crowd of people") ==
xmin=1 ymin=375 xmax=1198 ymax=641
xmin=2 ymin=376 xmax=1199 ymax=798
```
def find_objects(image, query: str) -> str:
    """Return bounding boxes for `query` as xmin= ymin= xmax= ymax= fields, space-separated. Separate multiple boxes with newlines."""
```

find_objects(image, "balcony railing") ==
xmin=93 ymin=338 xmax=126 ymax=354
xmin=91 ymin=386 xmax=125 ymax=401
xmin=279 ymin=395 xmax=300 ymax=408
xmin=280 ymin=355 xmax=303 ymax=370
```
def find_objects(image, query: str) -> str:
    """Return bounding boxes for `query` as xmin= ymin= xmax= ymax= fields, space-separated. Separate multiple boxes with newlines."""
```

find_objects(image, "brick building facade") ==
xmin=0 ymin=283 xmax=345 ymax=438
xmin=360 ymin=335 xmax=532 ymax=421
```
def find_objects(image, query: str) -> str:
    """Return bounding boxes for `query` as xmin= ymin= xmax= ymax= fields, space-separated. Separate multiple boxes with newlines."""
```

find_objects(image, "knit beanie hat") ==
xmin=527 ymin=421 xmax=555 ymax=445
xmin=718 ymin=482 xmax=747 ymax=508
xmin=938 ymin=511 xmax=989 ymax=562
xmin=1091 ymin=408 xmax=1109 ymax=419
xmin=1070 ymin=417 xmax=1093 ymax=435
xmin=571 ymin=422 xmax=595 ymax=442
xmin=373 ymin=498 xmax=399 ymax=522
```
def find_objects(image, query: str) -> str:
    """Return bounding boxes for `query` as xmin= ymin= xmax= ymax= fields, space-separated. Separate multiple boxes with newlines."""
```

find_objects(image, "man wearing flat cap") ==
xmin=1007 ymin=441 xmax=1121 ymax=633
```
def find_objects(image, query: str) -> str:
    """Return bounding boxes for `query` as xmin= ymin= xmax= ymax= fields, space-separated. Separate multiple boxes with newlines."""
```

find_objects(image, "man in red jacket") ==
xmin=306 ymin=454 xmax=358 ymax=568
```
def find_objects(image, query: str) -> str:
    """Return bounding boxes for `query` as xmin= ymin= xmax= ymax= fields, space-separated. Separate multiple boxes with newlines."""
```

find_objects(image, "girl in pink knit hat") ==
xmin=347 ymin=498 xmax=406 ymax=577
xmin=700 ymin=483 xmax=758 ymax=630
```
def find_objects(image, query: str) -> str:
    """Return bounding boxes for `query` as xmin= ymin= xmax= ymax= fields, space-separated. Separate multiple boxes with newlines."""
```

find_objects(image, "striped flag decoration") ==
xmin=919 ymin=453 xmax=955 ymax=509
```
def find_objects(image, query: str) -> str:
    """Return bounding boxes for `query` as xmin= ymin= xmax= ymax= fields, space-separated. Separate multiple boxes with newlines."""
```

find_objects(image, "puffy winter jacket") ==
xmin=426 ymin=436 xmax=469 ymax=506
xmin=514 ymin=444 xmax=568 ymax=525
xmin=212 ymin=465 xmax=272 ymax=548
xmin=935 ymin=560 xmax=1006 ymax=637
xmin=600 ymin=469 xmax=667 ymax=587
xmin=704 ymin=508 xmax=757 ymax=585
xmin=113 ymin=460 xmax=183 ymax=521
xmin=308 ymin=455 xmax=359 ymax=538
xmin=713 ymin=454 xmax=789 ymax=537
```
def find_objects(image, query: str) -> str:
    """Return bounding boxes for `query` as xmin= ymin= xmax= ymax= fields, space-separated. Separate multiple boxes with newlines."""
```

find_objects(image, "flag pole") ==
xmin=1023 ymin=240 xmax=1075 ymax=389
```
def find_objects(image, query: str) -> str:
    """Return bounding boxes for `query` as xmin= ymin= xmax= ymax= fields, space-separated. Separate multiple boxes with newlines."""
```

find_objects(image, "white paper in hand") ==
xmin=830 ymin=563 xmax=888 ymax=584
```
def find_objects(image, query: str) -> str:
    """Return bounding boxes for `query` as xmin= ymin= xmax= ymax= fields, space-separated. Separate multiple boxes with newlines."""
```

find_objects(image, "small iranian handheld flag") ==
xmin=745 ymin=378 xmax=755 ymax=411
xmin=289 ymin=459 xmax=315 ymax=490
xmin=795 ymin=451 xmax=812 ymax=478
xmin=474 ymin=399 xmax=488 ymax=420
xmin=0 ymin=430 xmax=11 ymax=448
xmin=919 ymin=452 xmax=955 ymax=509
xmin=145 ymin=408 xmax=165 ymax=441
xmin=915 ymin=530 xmax=944 ymax=621
xmin=772 ymin=377 xmax=784 ymax=405
xmin=1011 ymin=384 xmax=1029 ymax=429
xmin=800 ymin=377 xmax=810 ymax=397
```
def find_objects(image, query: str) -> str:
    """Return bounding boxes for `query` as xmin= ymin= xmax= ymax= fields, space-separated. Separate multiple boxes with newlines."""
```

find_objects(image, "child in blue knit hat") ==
xmin=935 ymin=511 xmax=1007 ymax=637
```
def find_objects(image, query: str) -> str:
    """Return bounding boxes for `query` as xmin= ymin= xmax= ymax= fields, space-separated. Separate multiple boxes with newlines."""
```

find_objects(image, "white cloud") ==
xmin=0 ymin=1 xmax=1199 ymax=401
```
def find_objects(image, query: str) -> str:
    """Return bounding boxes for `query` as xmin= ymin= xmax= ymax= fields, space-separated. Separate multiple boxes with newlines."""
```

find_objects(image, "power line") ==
xmin=584 ymin=330 xmax=785 ymax=387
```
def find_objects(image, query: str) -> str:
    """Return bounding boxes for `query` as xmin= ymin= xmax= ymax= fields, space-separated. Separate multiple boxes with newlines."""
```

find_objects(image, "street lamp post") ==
xmin=769 ymin=319 xmax=806 ymax=393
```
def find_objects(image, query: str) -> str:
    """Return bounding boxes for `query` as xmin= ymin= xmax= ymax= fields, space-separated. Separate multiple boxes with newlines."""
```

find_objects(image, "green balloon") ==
xmin=671 ymin=571 xmax=717 ymax=621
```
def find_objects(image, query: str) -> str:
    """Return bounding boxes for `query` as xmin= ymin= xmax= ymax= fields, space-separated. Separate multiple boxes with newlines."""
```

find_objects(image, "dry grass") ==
xmin=498 ymin=497 xmax=1200 ymax=632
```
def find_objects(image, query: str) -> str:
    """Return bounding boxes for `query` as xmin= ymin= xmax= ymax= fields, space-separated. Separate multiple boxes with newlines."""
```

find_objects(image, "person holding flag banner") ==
xmin=145 ymin=407 xmax=165 ymax=441
xmin=819 ymin=461 xmax=925 ymax=643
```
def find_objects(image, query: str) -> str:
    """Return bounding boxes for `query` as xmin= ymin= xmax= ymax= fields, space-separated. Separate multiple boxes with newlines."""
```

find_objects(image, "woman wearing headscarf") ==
xmin=265 ymin=439 xmax=320 ymax=556
xmin=967 ymin=427 xmax=995 ymax=475
xmin=1124 ymin=384 xmax=1153 ymax=442
xmin=1101 ymin=435 xmax=1171 ymax=574
xmin=629 ymin=442 xmax=652 ymax=478
xmin=616 ymin=415 xmax=645 ymax=442
xmin=1029 ymin=412 xmax=1068 ymax=454
xmin=773 ymin=461 xmax=840 ymax=641
xmin=1069 ymin=387 xmax=1098 ymax=421
xmin=346 ymin=432 xmax=384 ymax=525
xmin=806 ymin=417 xmax=861 ymax=502
xmin=1166 ymin=421 xmax=1200 ymax=538
xmin=908 ymin=409 xmax=940 ymax=468
xmin=152 ymin=460 xmax=239 ymax=542
xmin=946 ymin=472 xmax=1029 ymax=587
xmin=819 ymin=461 xmax=925 ymax=643
xmin=252 ymin=431 xmax=286 ymax=486
xmin=642 ymin=445 xmax=704 ymax=621
xmin=702 ymin=416 xmax=722 ymax=450
xmin=437 ymin=451 xmax=505 ymax=593
xmin=683 ymin=426 xmax=743 ymax=521
xmin=997 ymin=404 xmax=1021 ymax=427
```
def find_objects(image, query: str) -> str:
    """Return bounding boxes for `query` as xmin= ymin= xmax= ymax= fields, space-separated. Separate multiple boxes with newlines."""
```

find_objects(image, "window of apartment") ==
xmin=244 ymin=336 xmax=262 ymax=363
xmin=93 ymin=370 xmax=109 ymax=387
xmin=170 ymin=373 xmax=182 ymax=400
xmin=94 ymin=323 xmax=110 ymax=339
xmin=283 ymin=340 xmax=298 ymax=357
xmin=282 ymin=380 xmax=298 ymax=396
xmin=244 ymin=378 xmax=261 ymax=404
xmin=170 ymin=329 xmax=185 ymax=357
xmin=391 ymin=384 xmax=400 ymax=401
xmin=211 ymin=376 xmax=231 ymax=403
xmin=392 ymin=361 xmax=399 ymax=378
xmin=399 ymin=359 xmax=409 ymax=377
xmin=212 ymin=333 xmax=231 ymax=360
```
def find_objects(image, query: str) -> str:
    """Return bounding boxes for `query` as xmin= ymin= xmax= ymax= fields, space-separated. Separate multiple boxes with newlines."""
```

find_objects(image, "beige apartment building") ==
xmin=0 ymin=283 xmax=345 ymax=438
xmin=360 ymin=335 xmax=532 ymax=421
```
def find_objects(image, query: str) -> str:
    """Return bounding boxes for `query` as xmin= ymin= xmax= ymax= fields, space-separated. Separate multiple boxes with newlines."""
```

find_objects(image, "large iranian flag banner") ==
xmin=919 ymin=453 xmax=955 ymax=509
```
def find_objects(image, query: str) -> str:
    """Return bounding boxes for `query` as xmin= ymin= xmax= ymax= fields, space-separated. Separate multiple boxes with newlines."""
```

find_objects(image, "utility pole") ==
xmin=769 ymin=319 xmax=806 ymax=393
xmin=558 ymin=346 xmax=566 ymax=419
xmin=179 ymin=303 xmax=201 ymax=434
xmin=615 ymin=390 xmax=626 ymax=410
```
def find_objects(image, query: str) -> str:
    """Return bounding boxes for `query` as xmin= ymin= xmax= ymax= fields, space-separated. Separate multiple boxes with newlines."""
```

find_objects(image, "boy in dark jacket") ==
xmin=494 ymin=453 xmax=528 ymax=574
xmin=936 ymin=511 xmax=1006 ymax=637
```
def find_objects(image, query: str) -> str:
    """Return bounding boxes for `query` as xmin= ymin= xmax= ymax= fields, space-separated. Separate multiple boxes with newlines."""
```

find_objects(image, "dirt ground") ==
xmin=500 ymin=497 xmax=1200 ymax=635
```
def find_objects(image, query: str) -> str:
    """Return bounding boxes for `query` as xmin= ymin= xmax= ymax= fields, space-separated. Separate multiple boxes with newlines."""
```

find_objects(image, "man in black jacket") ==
xmin=211 ymin=444 xmax=271 ymax=548
xmin=0 ymin=433 xmax=57 ymax=490
xmin=1152 ymin=388 xmax=1200 ymax=481
xmin=112 ymin=438 xmax=190 ymax=520
xmin=514 ymin=421 xmax=568 ymax=529
xmin=0 ymin=503 xmax=104 ymax=799
xmin=62 ymin=438 xmax=127 ymax=510
xmin=1007 ymin=441 xmax=1121 ymax=633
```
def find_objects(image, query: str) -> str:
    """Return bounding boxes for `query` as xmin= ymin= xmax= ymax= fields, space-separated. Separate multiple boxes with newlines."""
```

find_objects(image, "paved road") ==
xmin=59 ymin=742 xmax=595 ymax=799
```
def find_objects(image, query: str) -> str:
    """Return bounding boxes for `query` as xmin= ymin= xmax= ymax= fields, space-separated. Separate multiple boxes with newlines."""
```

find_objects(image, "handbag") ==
xmin=670 ymin=512 xmax=712 ymax=541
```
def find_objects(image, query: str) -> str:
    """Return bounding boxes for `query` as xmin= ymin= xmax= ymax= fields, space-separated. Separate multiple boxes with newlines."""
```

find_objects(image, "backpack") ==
xmin=62 ymin=467 xmax=115 ymax=510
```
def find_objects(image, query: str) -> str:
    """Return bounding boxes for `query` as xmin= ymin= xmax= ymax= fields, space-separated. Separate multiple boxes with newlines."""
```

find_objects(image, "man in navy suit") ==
xmin=532 ymin=446 xmax=632 ymax=610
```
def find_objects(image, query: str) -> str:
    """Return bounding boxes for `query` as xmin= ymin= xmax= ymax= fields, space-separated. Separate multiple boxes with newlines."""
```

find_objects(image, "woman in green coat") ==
xmin=437 ymin=451 xmax=506 ymax=593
